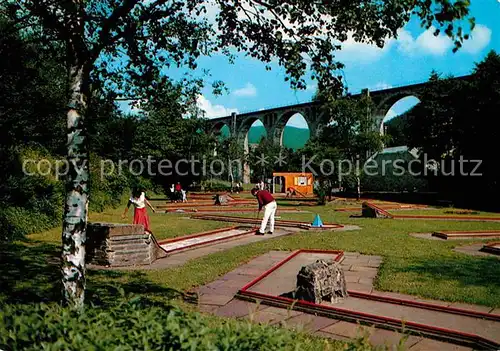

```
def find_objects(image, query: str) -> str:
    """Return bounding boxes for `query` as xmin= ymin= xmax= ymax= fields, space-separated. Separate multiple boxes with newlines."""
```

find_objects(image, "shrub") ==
xmin=0 ymin=148 xmax=131 ymax=241
xmin=201 ymin=179 xmax=232 ymax=192
xmin=0 ymin=147 xmax=64 ymax=241
xmin=88 ymin=153 xmax=129 ymax=212
xmin=0 ymin=300 xmax=330 ymax=351
xmin=0 ymin=206 xmax=57 ymax=241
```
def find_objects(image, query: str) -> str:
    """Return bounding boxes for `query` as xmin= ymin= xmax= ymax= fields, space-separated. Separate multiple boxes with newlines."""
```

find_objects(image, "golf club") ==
xmin=253 ymin=209 xmax=260 ymax=233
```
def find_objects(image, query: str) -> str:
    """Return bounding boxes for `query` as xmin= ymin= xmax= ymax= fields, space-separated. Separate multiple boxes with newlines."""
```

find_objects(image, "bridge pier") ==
xmin=241 ymin=133 xmax=251 ymax=184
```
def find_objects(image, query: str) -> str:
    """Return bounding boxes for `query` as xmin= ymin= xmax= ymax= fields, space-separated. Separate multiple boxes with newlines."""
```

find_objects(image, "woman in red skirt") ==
xmin=122 ymin=188 xmax=156 ymax=234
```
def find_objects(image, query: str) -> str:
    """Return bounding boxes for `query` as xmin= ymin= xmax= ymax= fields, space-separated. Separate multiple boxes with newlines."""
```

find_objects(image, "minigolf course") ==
xmin=196 ymin=249 xmax=500 ymax=350
xmin=190 ymin=214 xmax=348 ymax=230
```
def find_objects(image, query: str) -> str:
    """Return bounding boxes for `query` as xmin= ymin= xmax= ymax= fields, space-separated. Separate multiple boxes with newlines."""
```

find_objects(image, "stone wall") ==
xmin=86 ymin=223 xmax=164 ymax=267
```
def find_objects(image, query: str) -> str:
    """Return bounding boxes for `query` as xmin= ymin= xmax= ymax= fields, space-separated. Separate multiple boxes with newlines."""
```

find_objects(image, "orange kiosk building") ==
xmin=272 ymin=172 xmax=314 ymax=196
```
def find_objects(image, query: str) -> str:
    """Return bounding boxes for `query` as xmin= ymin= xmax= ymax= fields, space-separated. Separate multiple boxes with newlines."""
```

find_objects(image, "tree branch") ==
xmin=89 ymin=0 xmax=140 ymax=63
xmin=248 ymin=0 xmax=276 ymax=10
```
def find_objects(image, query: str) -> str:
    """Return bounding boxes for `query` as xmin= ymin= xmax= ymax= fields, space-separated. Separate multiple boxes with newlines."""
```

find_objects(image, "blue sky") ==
xmin=120 ymin=0 xmax=499 ymax=129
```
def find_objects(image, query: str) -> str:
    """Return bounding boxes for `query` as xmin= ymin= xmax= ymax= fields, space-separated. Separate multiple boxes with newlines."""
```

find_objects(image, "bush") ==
xmin=0 ymin=206 xmax=57 ymax=241
xmin=0 ymin=147 xmax=64 ymax=241
xmin=201 ymin=179 xmax=231 ymax=192
xmin=0 ymin=148 xmax=131 ymax=241
xmin=0 ymin=300 xmax=325 ymax=351
xmin=88 ymin=153 xmax=129 ymax=212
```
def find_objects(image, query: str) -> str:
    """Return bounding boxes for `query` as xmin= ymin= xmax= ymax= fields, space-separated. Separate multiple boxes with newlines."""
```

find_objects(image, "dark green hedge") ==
xmin=0 ymin=301 xmax=317 ymax=351
xmin=0 ymin=147 xmax=134 ymax=241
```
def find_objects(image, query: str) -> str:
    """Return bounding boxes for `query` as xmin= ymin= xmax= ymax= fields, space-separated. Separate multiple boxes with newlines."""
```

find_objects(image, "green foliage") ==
xmin=0 ymin=147 xmax=63 ymax=241
xmin=0 ymin=18 xmax=66 ymax=155
xmin=304 ymin=95 xmax=385 ymax=195
xmin=3 ymin=0 xmax=474 ymax=101
xmin=0 ymin=207 xmax=56 ymax=242
xmin=213 ymin=136 xmax=246 ymax=183
xmin=0 ymin=147 xmax=131 ymax=241
xmin=0 ymin=300 xmax=323 ymax=351
xmin=313 ymin=184 xmax=327 ymax=205
xmin=399 ymin=50 xmax=500 ymax=207
xmin=88 ymin=153 xmax=130 ymax=212
xmin=247 ymin=138 xmax=300 ymax=183
xmin=317 ymin=96 xmax=384 ymax=162
xmin=384 ymin=113 xmax=412 ymax=147
xmin=201 ymin=179 xmax=231 ymax=192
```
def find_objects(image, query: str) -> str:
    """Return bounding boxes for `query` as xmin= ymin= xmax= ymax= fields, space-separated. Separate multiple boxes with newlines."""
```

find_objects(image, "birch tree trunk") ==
xmin=61 ymin=63 xmax=89 ymax=309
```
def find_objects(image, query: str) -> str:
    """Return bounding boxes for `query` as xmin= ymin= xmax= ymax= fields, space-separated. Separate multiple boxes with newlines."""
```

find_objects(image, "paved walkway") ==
xmin=195 ymin=250 xmax=500 ymax=350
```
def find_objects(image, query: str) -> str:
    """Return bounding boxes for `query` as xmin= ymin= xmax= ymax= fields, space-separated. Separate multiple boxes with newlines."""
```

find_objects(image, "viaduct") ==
xmin=207 ymin=75 xmax=472 ymax=183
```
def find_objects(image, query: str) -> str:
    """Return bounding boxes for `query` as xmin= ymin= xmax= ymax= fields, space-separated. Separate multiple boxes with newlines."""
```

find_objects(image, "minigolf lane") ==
xmin=236 ymin=250 xmax=500 ymax=349
xmin=157 ymin=226 xmax=255 ymax=254
xmin=432 ymin=230 xmax=500 ymax=239
xmin=480 ymin=242 xmax=500 ymax=255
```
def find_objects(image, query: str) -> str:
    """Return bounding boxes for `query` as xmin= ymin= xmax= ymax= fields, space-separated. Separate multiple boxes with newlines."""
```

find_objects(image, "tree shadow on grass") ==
xmin=86 ymin=269 xmax=197 ymax=307
xmin=0 ymin=239 xmax=61 ymax=304
xmin=0 ymin=239 xmax=194 ymax=307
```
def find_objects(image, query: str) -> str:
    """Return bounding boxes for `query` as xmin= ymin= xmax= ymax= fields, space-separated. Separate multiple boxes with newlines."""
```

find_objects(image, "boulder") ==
xmin=294 ymin=259 xmax=348 ymax=304
xmin=213 ymin=194 xmax=229 ymax=205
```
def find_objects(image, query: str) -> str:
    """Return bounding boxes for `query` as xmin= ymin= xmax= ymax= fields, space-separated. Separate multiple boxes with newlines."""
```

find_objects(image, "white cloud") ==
xmin=396 ymin=24 xmax=491 ymax=56
xmin=462 ymin=24 xmax=491 ymax=54
xmin=233 ymin=83 xmax=257 ymax=97
xmin=396 ymin=27 xmax=451 ymax=55
xmin=416 ymin=27 xmax=453 ymax=55
xmin=396 ymin=29 xmax=418 ymax=54
xmin=336 ymin=34 xmax=394 ymax=63
xmin=196 ymin=95 xmax=238 ymax=118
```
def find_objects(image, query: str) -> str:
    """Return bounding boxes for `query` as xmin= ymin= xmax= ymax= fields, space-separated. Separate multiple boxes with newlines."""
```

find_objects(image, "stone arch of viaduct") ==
xmin=210 ymin=103 xmax=323 ymax=148
xmin=207 ymin=75 xmax=472 ymax=183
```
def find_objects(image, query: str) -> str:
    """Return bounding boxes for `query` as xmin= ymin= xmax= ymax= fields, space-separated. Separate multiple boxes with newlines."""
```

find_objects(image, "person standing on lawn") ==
xmin=175 ymin=182 xmax=182 ymax=202
xmin=122 ymin=188 xmax=156 ymax=234
xmin=251 ymin=187 xmax=277 ymax=235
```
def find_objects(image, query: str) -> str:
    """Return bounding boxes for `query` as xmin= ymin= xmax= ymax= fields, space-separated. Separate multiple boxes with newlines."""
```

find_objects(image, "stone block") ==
xmin=86 ymin=222 xmax=157 ymax=267
xmin=294 ymin=259 xmax=348 ymax=304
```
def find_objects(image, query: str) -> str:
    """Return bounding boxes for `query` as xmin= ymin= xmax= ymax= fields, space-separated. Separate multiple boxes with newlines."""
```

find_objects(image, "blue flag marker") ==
xmin=312 ymin=214 xmax=323 ymax=227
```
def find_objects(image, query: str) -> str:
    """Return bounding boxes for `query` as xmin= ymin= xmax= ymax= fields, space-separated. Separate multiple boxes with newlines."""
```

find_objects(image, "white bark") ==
xmin=61 ymin=64 xmax=89 ymax=309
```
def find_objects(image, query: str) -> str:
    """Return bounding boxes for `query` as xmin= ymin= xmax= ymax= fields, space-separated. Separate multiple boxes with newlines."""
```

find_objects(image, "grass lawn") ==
xmin=25 ymin=198 xmax=500 ymax=307
xmin=2 ymin=197 xmax=500 ymax=349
